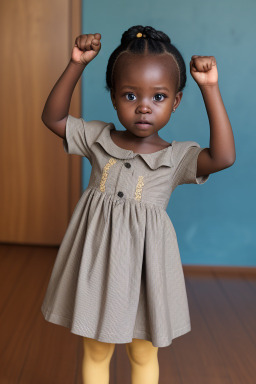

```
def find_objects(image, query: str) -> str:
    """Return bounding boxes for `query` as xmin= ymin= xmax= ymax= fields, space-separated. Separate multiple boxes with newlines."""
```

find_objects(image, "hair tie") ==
xmin=136 ymin=32 xmax=146 ymax=38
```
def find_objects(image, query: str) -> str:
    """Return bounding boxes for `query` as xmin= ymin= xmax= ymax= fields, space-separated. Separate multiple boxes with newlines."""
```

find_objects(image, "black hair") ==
xmin=105 ymin=25 xmax=187 ymax=93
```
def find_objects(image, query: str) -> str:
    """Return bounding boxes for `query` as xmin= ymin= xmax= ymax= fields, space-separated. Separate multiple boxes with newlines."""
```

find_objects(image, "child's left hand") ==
xmin=190 ymin=56 xmax=218 ymax=86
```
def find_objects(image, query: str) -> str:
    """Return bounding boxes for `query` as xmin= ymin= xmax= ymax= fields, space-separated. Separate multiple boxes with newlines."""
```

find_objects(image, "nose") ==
xmin=135 ymin=101 xmax=152 ymax=114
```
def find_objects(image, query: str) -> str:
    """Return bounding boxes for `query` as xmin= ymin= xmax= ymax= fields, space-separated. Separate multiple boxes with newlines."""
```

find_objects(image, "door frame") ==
xmin=68 ymin=0 xmax=82 ymax=216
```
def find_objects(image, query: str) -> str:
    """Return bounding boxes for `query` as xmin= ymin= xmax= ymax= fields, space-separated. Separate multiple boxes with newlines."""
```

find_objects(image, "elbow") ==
xmin=211 ymin=156 xmax=236 ymax=173
xmin=41 ymin=112 xmax=51 ymax=130
xmin=227 ymin=153 xmax=236 ymax=167
xmin=41 ymin=111 xmax=47 ymax=127
xmin=221 ymin=156 xmax=236 ymax=170
xmin=211 ymin=151 xmax=236 ymax=169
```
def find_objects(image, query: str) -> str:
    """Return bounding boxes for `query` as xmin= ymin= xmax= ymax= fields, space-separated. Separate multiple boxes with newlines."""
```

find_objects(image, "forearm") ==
xmin=42 ymin=60 xmax=86 ymax=126
xmin=200 ymin=83 xmax=236 ymax=165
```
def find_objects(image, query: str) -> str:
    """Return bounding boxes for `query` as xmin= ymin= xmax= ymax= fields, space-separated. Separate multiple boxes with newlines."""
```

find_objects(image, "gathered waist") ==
xmin=84 ymin=186 xmax=167 ymax=211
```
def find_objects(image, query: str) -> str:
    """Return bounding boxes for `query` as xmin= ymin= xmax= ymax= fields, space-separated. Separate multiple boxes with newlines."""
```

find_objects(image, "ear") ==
xmin=173 ymin=91 xmax=183 ymax=111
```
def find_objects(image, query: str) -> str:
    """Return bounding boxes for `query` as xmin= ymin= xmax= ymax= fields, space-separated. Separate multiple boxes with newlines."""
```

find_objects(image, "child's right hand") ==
xmin=71 ymin=33 xmax=101 ymax=66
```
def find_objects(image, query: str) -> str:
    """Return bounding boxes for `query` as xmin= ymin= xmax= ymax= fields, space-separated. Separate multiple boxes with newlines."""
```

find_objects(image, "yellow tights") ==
xmin=82 ymin=337 xmax=159 ymax=384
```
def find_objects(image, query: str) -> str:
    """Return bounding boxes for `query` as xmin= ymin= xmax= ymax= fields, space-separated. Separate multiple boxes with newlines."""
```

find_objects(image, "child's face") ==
xmin=111 ymin=52 xmax=182 ymax=138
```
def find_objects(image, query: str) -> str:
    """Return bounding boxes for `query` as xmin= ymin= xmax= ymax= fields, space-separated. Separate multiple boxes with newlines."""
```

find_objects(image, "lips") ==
xmin=135 ymin=120 xmax=152 ymax=125
xmin=135 ymin=121 xmax=152 ymax=130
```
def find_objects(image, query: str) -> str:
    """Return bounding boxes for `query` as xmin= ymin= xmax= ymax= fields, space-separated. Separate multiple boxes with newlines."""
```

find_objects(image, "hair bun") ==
xmin=121 ymin=25 xmax=171 ymax=45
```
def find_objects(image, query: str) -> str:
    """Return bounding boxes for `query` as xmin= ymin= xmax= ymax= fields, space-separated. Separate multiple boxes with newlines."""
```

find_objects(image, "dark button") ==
xmin=124 ymin=162 xmax=131 ymax=168
xmin=117 ymin=191 xmax=124 ymax=198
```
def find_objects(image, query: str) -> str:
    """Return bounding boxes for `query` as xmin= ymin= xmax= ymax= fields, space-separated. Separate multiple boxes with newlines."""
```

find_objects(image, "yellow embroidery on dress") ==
xmin=134 ymin=176 xmax=144 ymax=201
xmin=99 ymin=158 xmax=117 ymax=192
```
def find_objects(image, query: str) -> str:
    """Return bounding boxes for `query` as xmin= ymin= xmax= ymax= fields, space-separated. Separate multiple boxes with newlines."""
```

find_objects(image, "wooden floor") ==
xmin=0 ymin=244 xmax=255 ymax=384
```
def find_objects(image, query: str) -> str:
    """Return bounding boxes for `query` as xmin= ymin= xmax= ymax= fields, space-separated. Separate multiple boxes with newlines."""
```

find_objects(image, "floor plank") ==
xmin=186 ymin=274 xmax=255 ymax=384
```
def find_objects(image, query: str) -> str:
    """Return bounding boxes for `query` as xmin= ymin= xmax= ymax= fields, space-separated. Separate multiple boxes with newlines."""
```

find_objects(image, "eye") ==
xmin=153 ymin=93 xmax=166 ymax=102
xmin=125 ymin=93 xmax=136 ymax=101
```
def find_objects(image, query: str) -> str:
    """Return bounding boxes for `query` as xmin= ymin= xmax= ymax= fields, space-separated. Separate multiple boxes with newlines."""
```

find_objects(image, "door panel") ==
xmin=0 ymin=0 xmax=81 ymax=245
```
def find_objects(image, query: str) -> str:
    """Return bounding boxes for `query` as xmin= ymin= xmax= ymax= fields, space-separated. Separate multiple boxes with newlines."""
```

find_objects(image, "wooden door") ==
xmin=0 ymin=0 xmax=81 ymax=245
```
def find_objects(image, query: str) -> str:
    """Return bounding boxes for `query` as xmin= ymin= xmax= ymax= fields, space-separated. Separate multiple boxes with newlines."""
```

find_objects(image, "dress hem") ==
xmin=41 ymin=307 xmax=191 ymax=348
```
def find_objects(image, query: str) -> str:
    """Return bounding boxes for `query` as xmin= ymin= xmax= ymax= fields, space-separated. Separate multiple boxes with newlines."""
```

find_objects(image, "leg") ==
xmin=126 ymin=338 xmax=159 ymax=384
xmin=82 ymin=336 xmax=115 ymax=384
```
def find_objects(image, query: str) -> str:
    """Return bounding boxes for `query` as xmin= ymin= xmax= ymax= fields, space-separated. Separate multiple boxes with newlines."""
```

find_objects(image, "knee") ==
xmin=126 ymin=339 xmax=158 ymax=366
xmin=83 ymin=337 xmax=115 ymax=363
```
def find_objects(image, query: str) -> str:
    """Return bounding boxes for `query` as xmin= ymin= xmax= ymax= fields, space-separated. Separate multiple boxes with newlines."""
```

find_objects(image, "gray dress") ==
xmin=41 ymin=115 xmax=209 ymax=348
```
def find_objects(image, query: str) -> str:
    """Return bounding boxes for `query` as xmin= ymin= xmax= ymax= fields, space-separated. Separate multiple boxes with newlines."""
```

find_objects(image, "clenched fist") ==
xmin=190 ymin=56 xmax=218 ymax=86
xmin=71 ymin=33 xmax=102 ymax=66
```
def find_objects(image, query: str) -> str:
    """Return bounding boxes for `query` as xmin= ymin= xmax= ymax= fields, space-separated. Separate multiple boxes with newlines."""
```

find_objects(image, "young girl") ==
xmin=41 ymin=25 xmax=235 ymax=384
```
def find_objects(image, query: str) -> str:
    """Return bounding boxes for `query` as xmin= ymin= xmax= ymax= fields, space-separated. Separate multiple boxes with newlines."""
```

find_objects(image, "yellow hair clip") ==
xmin=136 ymin=32 xmax=142 ymax=38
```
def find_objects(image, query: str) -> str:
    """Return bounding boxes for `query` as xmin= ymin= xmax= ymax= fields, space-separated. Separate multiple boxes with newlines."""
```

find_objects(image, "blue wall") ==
xmin=82 ymin=0 xmax=256 ymax=266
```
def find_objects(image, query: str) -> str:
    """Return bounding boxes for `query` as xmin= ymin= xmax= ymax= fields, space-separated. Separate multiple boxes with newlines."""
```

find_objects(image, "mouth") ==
xmin=135 ymin=120 xmax=152 ymax=124
xmin=135 ymin=120 xmax=152 ymax=129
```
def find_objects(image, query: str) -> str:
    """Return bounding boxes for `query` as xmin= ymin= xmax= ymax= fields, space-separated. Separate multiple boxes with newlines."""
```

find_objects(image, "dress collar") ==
xmin=95 ymin=123 xmax=174 ymax=170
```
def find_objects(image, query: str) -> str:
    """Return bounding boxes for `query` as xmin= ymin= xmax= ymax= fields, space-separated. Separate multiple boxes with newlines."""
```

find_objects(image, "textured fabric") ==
xmin=41 ymin=114 xmax=210 ymax=348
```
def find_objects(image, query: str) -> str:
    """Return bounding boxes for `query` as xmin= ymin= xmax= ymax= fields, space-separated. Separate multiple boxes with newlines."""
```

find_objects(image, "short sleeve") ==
xmin=172 ymin=140 xmax=210 ymax=187
xmin=63 ymin=115 xmax=109 ymax=162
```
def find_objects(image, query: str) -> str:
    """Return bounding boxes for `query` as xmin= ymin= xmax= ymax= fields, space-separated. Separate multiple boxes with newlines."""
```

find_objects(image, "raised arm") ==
xmin=41 ymin=33 xmax=102 ymax=139
xmin=190 ymin=55 xmax=236 ymax=178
